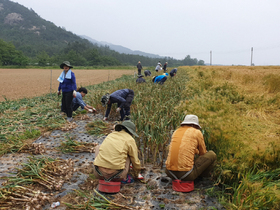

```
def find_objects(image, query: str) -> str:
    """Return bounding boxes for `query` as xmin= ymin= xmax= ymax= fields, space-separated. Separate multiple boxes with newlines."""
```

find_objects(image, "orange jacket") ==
xmin=165 ymin=125 xmax=207 ymax=171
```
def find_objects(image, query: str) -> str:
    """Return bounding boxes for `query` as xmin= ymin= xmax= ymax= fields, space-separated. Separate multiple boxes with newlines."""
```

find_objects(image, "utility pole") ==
xmin=251 ymin=47 xmax=253 ymax=66
xmin=210 ymin=50 xmax=212 ymax=66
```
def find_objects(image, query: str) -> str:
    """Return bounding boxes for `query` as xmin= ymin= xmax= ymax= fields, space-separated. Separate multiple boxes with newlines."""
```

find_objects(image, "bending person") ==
xmin=165 ymin=115 xmax=216 ymax=181
xmin=144 ymin=70 xmax=151 ymax=77
xmin=101 ymin=89 xmax=134 ymax=121
xmin=152 ymin=73 xmax=168 ymax=85
xmin=72 ymin=87 xmax=96 ymax=113
xmin=136 ymin=75 xmax=146 ymax=83
xmin=170 ymin=68 xmax=178 ymax=77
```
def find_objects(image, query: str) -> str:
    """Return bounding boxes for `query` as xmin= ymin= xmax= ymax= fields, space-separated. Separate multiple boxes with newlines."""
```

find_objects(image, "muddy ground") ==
xmin=0 ymin=113 xmax=224 ymax=210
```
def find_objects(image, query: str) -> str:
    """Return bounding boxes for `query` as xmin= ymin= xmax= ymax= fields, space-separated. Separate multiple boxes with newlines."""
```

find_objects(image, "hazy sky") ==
xmin=11 ymin=0 xmax=280 ymax=65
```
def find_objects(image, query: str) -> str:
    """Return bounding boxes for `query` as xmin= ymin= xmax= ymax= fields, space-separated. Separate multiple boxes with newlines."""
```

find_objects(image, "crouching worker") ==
xmin=165 ymin=115 xmax=216 ymax=183
xmin=72 ymin=87 xmax=96 ymax=113
xmin=170 ymin=68 xmax=177 ymax=77
xmin=101 ymin=89 xmax=134 ymax=121
xmin=144 ymin=70 xmax=151 ymax=77
xmin=93 ymin=120 xmax=141 ymax=183
xmin=152 ymin=73 xmax=168 ymax=85
xmin=136 ymin=75 xmax=146 ymax=83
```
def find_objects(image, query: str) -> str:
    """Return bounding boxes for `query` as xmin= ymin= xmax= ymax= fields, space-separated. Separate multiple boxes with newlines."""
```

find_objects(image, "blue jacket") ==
xmin=154 ymin=75 xmax=166 ymax=83
xmin=105 ymin=89 xmax=130 ymax=117
xmin=72 ymin=92 xmax=86 ymax=110
xmin=58 ymin=71 xmax=77 ymax=92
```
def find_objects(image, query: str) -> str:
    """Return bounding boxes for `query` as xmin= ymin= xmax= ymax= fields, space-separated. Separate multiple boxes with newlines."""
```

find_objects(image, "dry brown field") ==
xmin=0 ymin=69 xmax=134 ymax=102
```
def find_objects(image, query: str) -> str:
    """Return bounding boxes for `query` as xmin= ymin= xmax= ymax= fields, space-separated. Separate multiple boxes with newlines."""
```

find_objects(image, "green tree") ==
xmin=37 ymin=51 xmax=50 ymax=66
xmin=0 ymin=39 xmax=28 ymax=66
xmin=65 ymin=49 xmax=87 ymax=66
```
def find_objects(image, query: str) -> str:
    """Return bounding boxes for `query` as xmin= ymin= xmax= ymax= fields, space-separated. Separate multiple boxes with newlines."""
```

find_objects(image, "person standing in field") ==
xmin=57 ymin=61 xmax=77 ymax=122
xmin=93 ymin=120 xmax=141 ymax=183
xmin=72 ymin=87 xmax=96 ymax=113
xmin=144 ymin=70 xmax=151 ymax=77
xmin=163 ymin=62 xmax=168 ymax=72
xmin=165 ymin=115 xmax=217 ymax=182
xmin=101 ymin=89 xmax=134 ymax=121
xmin=136 ymin=61 xmax=143 ymax=75
xmin=170 ymin=68 xmax=177 ymax=77
xmin=152 ymin=73 xmax=168 ymax=85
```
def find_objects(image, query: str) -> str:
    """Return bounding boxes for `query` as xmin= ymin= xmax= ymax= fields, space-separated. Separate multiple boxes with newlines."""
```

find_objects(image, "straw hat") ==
xmin=181 ymin=115 xmax=201 ymax=129
xmin=115 ymin=120 xmax=139 ymax=137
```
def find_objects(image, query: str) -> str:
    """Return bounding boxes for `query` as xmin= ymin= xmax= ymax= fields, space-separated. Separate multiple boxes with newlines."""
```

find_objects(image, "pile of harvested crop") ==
xmin=0 ymin=186 xmax=50 ymax=210
xmin=59 ymin=137 xmax=98 ymax=153
xmin=1 ymin=157 xmax=74 ymax=209
xmin=18 ymin=143 xmax=46 ymax=155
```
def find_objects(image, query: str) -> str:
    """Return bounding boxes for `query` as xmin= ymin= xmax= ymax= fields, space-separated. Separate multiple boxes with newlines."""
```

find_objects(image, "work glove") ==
xmin=116 ymin=107 xmax=121 ymax=112
xmin=73 ymin=90 xmax=77 ymax=98
xmin=57 ymin=90 xmax=61 ymax=96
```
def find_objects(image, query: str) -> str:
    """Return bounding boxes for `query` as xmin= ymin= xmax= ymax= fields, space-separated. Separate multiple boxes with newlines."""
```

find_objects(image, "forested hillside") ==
xmin=0 ymin=0 xmax=205 ymax=67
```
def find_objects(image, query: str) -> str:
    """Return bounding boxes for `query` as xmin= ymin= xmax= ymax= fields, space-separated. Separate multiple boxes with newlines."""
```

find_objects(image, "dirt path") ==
xmin=0 ymin=113 xmax=224 ymax=210
xmin=0 ymin=69 xmax=133 ymax=102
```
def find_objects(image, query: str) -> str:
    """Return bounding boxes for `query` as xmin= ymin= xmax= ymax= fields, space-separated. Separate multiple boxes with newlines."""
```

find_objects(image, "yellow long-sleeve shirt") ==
xmin=165 ymin=125 xmax=207 ymax=171
xmin=94 ymin=130 xmax=141 ymax=171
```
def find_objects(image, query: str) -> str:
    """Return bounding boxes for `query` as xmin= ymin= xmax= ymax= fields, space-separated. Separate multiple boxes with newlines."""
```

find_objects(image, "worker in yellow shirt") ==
xmin=93 ymin=120 xmax=141 ymax=182
xmin=165 ymin=115 xmax=216 ymax=181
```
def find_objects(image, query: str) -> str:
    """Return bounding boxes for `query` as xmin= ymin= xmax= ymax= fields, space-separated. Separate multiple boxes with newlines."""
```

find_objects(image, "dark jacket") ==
xmin=105 ymin=89 xmax=130 ymax=117
xmin=136 ymin=77 xmax=146 ymax=83
xmin=144 ymin=70 xmax=151 ymax=76
xmin=137 ymin=63 xmax=142 ymax=70
xmin=58 ymin=71 xmax=77 ymax=92
xmin=170 ymin=68 xmax=177 ymax=74
xmin=163 ymin=63 xmax=167 ymax=71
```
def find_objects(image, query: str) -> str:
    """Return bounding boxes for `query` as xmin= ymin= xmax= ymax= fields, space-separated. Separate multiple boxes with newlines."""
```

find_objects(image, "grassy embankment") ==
xmin=0 ymin=66 xmax=279 ymax=209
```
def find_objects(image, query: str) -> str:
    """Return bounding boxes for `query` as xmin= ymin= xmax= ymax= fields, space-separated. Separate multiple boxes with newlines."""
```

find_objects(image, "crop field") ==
xmin=0 ymin=66 xmax=280 ymax=209
xmin=0 ymin=68 xmax=134 ymax=102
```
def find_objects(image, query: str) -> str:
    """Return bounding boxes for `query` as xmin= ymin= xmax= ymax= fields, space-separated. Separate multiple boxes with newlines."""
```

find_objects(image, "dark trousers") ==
xmin=120 ymin=89 xmax=134 ymax=121
xmin=138 ymin=69 xmax=141 ymax=75
xmin=62 ymin=91 xmax=73 ymax=118
xmin=159 ymin=76 xmax=167 ymax=85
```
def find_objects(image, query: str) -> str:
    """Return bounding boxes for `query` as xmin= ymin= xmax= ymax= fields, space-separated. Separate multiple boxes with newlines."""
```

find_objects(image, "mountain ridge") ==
xmin=80 ymin=35 xmax=163 ymax=59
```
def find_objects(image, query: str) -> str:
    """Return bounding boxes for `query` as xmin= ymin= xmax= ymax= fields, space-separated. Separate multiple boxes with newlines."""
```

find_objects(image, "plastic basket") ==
xmin=172 ymin=180 xmax=194 ymax=192
xmin=98 ymin=180 xmax=121 ymax=193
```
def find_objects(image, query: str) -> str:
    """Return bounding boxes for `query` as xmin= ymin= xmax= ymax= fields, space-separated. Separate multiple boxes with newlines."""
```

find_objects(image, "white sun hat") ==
xmin=181 ymin=114 xmax=201 ymax=129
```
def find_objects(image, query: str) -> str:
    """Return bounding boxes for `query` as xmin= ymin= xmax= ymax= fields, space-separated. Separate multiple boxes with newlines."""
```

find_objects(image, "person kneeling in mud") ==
xmin=93 ymin=120 xmax=141 ymax=183
xmin=165 ymin=115 xmax=217 ymax=182
xmin=101 ymin=89 xmax=134 ymax=121
xmin=72 ymin=87 xmax=96 ymax=113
